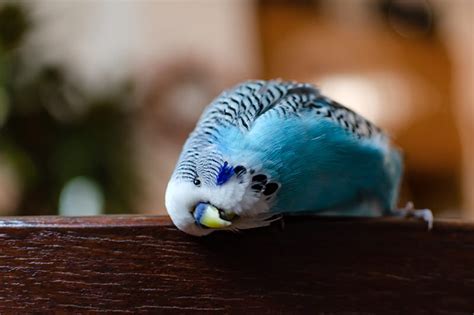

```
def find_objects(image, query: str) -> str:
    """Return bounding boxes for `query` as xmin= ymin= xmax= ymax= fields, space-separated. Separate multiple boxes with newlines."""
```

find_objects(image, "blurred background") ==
xmin=0 ymin=0 xmax=472 ymax=219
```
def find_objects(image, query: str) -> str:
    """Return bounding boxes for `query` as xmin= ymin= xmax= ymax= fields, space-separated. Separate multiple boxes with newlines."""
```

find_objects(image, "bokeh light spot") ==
xmin=59 ymin=176 xmax=104 ymax=216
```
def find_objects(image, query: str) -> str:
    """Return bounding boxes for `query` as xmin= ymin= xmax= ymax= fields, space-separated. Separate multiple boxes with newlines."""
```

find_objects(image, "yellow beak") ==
xmin=194 ymin=203 xmax=232 ymax=229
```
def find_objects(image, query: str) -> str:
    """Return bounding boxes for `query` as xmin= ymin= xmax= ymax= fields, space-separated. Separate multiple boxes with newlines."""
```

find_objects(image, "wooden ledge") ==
xmin=0 ymin=214 xmax=171 ymax=228
xmin=1 ymin=215 xmax=473 ymax=313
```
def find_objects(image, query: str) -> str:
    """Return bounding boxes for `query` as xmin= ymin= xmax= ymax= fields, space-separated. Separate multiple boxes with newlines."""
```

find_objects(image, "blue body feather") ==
xmin=218 ymin=114 xmax=402 ymax=216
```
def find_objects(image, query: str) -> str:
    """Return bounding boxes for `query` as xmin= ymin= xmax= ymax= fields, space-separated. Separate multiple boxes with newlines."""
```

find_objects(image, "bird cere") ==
xmin=165 ymin=80 xmax=432 ymax=236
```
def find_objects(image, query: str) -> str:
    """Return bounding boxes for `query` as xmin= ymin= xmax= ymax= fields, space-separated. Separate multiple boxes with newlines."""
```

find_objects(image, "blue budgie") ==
xmin=165 ymin=80 xmax=432 ymax=236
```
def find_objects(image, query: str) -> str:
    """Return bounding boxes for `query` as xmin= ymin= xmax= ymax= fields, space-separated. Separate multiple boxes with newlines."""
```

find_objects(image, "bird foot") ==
xmin=394 ymin=202 xmax=433 ymax=230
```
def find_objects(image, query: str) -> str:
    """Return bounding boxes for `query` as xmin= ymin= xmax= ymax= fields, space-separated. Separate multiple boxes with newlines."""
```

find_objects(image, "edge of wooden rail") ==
xmin=0 ymin=214 xmax=472 ymax=231
xmin=0 ymin=214 xmax=172 ymax=228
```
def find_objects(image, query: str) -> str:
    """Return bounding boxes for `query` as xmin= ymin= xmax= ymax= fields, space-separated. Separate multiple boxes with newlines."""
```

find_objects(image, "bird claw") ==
xmin=394 ymin=202 xmax=433 ymax=230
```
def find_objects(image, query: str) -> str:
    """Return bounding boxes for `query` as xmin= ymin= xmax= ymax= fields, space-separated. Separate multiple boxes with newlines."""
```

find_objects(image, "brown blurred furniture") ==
xmin=1 ymin=215 xmax=473 ymax=313
xmin=439 ymin=0 xmax=474 ymax=219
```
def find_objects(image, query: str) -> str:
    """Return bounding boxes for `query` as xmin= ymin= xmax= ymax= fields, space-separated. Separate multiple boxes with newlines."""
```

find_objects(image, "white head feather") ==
xmin=165 ymin=168 xmax=277 ymax=236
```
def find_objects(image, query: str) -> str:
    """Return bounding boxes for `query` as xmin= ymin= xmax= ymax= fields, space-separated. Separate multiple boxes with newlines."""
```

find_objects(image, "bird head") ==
xmin=165 ymin=146 xmax=243 ymax=236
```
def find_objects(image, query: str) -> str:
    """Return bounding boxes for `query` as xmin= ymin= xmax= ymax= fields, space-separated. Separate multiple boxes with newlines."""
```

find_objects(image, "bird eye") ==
xmin=193 ymin=178 xmax=201 ymax=186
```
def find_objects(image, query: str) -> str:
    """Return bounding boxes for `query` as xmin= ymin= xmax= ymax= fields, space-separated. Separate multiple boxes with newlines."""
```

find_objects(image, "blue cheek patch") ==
xmin=216 ymin=161 xmax=234 ymax=185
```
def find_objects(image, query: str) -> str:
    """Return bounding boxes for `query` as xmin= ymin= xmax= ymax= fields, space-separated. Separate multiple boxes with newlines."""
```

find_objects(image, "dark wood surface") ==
xmin=0 ymin=215 xmax=473 ymax=314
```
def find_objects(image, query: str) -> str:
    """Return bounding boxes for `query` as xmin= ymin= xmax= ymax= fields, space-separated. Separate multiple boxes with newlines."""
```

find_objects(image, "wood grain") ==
xmin=0 ymin=215 xmax=473 ymax=313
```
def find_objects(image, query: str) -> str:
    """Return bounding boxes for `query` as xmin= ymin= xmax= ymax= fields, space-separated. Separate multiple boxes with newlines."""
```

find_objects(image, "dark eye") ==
xmin=193 ymin=178 xmax=201 ymax=186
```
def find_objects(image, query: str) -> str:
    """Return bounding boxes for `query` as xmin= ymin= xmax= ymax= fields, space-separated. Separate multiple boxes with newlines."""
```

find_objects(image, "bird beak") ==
xmin=193 ymin=203 xmax=232 ymax=229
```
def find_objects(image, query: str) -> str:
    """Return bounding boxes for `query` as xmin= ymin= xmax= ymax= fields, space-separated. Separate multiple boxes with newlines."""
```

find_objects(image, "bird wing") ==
xmin=193 ymin=80 xmax=385 ymax=144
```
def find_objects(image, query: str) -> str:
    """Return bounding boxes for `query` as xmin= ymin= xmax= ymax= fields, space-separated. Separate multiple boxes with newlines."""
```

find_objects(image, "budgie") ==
xmin=165 ymin=80 xmax=432 ymax=236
